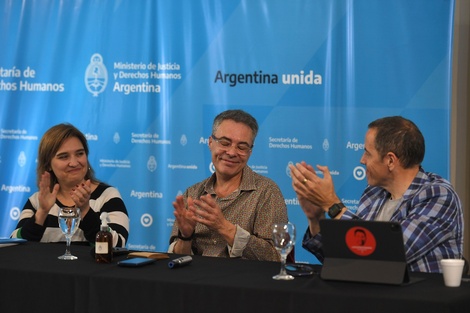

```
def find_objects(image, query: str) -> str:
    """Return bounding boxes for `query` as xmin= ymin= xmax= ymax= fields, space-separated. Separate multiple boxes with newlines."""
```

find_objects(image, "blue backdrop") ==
xmin=0 ymin=0 xmax=454 ymax=263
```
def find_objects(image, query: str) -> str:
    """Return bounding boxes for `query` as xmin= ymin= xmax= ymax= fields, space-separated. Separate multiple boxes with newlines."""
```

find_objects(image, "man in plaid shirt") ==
xmin=289 ymin=116 xmax=463 ymax=273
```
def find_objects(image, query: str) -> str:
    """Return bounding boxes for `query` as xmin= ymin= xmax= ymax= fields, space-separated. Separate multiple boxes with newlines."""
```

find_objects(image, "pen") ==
xmin=168 ymin=256 xmax=193 ymax=269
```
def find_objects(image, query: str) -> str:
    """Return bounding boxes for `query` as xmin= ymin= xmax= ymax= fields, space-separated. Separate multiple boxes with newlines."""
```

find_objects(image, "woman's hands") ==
xmin=70 ymin=179 xmax=92 ymax=217
xmin=36 ymin=171 xmax=59 ymax=225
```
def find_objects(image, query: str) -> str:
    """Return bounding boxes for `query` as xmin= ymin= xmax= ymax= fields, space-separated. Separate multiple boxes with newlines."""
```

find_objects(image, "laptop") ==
xmin=319 ymin=219 xmax=419 ymax=285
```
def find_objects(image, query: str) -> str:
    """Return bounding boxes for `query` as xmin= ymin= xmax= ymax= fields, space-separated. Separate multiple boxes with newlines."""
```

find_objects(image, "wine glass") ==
xmin=272 ymin=222 xmax=296 ymax=280
xmin=57 ymin=206 xmax=81 ymax=260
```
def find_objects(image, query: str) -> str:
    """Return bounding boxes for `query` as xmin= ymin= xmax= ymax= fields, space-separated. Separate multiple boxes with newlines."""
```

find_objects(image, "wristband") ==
xmin=177 ymin=230 xmax=195 ymax=241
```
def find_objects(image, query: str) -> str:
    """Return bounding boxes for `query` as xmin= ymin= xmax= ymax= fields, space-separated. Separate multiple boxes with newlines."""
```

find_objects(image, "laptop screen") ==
xmin=319 ymin=219 xmax=412 ymax=285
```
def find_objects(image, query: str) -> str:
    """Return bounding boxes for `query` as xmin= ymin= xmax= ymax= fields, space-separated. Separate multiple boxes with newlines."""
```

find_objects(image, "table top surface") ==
xmin=1 ymin=241 xmax=469 ymax=313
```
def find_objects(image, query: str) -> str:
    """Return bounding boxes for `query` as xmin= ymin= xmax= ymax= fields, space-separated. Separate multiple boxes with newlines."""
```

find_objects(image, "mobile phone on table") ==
xmin=285 ymin=263 xmax=316 ymax=276
xmin=113 ymin=247 xmax=130 ymax=256
xmin=117 ymin=257 xmax=156 ymax=267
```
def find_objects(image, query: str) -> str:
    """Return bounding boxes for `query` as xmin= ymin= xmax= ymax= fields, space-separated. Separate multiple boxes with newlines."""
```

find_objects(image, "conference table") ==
xmin=0 ymin=242 xmax=469 ymax=313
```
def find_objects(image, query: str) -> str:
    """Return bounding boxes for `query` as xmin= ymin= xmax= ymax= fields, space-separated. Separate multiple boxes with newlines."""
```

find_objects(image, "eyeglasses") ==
xmin=211 ymin=135 xmax=253 ymax=156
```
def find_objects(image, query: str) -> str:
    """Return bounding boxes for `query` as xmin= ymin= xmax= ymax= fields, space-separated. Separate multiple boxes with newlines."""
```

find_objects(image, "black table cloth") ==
xmin=1 ymin=242 xmax=469 ymax=313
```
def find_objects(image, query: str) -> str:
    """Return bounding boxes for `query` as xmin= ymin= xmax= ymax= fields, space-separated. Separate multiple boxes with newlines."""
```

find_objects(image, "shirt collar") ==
xmin=204 ymin=165 xmax=257 ymax=196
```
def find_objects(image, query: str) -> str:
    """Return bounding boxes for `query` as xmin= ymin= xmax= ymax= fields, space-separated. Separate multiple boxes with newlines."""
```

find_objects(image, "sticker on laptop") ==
xmin=345 ymin=226 xmax=376 ymax=256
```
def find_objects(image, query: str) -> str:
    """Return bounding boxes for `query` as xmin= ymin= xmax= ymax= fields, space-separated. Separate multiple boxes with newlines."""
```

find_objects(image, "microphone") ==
xmin=168 ymin=256 xmax=193 ymax=269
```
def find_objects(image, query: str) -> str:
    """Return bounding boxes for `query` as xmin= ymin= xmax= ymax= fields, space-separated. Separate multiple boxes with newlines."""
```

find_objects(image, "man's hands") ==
xmin=173 ymin=194 xmax=236 ymax=246
xmin=289 ymin=162 xmax=340 ymax=211
xmin=289 ymin=161 xmax=342 ymax=236
xmin=172 ymin=195 xmax=197 ymax=238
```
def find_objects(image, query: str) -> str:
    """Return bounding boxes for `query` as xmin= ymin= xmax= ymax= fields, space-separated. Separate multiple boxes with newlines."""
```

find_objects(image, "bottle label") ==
xmin=96 ymin=242 xmax=109 ymax=254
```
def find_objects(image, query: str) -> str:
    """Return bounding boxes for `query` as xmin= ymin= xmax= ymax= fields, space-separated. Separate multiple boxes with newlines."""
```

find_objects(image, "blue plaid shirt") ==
xmin=303 ymin=167 xmax=463 ymax=273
